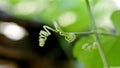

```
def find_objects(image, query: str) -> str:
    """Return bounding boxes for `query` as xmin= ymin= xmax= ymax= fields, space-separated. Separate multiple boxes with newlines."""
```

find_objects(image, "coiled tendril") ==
xmin=39 ymin=26 xmax=52 ymax=47
xmin=39 ymin=20 xmax=76 ymax=47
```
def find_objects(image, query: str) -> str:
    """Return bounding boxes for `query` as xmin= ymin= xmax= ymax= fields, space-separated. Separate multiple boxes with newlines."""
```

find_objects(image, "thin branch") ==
xmin=99 ymin=32 xmax=118 ymax=37
xmin=68 ymin=31 xmax=94 ymax=35
xmin=85 ymin=0 xmax=97 ymax=31
xmin=68 ymin=31 xmax=117 ymax=37
xmin=85 ymin=0 xmax=109 ymax=68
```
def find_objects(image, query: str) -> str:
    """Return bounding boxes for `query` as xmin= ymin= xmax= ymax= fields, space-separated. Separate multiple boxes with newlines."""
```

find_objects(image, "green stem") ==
xmin=99 ymin=32 xmax=118 ymax=37
xmin=68 ymin=31 xmax=94 ymax=35
xmin=68 ymin=32 xmax=117 ymax=37
xmin=85 ymin=0 xmax=109 ymax=68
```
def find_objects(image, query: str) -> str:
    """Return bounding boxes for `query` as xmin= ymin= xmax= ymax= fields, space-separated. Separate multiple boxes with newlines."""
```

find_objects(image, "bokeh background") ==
xmin=0 ymin=0 xmax=120 ymax=68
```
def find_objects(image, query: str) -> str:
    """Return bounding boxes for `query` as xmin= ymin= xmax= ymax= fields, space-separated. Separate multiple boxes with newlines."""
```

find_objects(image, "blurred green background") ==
xmin=0 ymin=0 xmax=120 ymax=68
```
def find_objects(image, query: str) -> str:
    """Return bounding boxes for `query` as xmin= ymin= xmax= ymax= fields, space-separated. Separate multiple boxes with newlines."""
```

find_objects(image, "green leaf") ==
xmin=99 ymin=35 xmax=120 ymax=66
xmin=73 ymin=35 xmax=103 ymax=68
xmin=73 ymin=35 xmax=120 ymax=68
xmin=111 ymin=10 xmax=120 ymax=33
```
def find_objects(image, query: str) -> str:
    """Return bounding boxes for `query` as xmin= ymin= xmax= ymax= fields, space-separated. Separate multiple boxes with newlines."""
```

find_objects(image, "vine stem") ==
xmin=68 ymin=32 xmax=117 ymax=37
xmin=85 ymin=0 xmax=109 ymax=68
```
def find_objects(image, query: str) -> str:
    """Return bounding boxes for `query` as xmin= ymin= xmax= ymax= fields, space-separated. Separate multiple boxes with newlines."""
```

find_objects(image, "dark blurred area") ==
xmin=0 ymin=10 xmax=76 ymax=68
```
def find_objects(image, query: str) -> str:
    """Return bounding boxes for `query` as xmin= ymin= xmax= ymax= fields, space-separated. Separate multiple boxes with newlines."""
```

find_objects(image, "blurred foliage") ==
xmin=1 ymin=0 xmax=120 ymax=68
